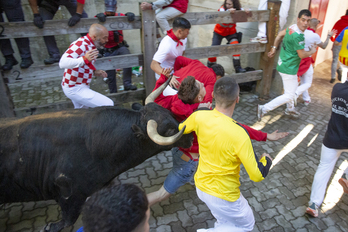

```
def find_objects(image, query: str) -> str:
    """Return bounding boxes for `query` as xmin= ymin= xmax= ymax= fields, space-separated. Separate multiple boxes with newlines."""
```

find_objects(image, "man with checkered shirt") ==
xmin=59 ymin=24 xmax=114 ymax=109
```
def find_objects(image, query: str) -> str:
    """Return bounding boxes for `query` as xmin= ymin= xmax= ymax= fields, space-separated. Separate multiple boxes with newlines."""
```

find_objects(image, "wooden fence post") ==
xmin=256 ymin=0 xmax=281 ymax=98
xmin=140 ymin=8 xmax=157 ymax=96
xmin=0 ymin=72 xmax=15 ymax=118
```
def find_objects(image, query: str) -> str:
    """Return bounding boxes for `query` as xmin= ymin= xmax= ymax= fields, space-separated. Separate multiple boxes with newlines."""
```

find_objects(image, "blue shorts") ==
xmin=163 ymin=147 xmax=198 ymax=194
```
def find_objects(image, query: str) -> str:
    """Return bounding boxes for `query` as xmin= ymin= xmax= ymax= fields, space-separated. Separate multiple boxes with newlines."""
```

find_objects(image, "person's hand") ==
xmin=228 ymin=8 xmax=236 ymax=14
xmin=33 ymin=13 xmax=44 ymax=29
xmin=141 ymin=2 xmax=152 ymax=10
xmin=267 ymin=130 xmax=289 ymax=141
xmin=84 ymin=49 xmax=99 ymax=62
xmin=96 ymin=13 xmax=106 ymax=22
xmin=260 ymin=153 xmax=272 ymax=161
xmin=198 ymin=102 xmax=212 ymax=109
xmin=245 ymin=8 xmax=251 ymax=14
xmin=170 ymin=75 xmax=181 ymax=89
xmin=309 ymin=43 xmax=318 ymax=54
xmin=68 ymin=13 xmax=82 ymax=27
xmin=125 ymin=12 xmax=135 ymax=22
xmin=268 ymin=47 xmax=276 ymax=58
xmin=161 ymin=67 xmax=173 ymax=78
xmin=94 ymin=70 xmax=108 ymax=78
xmin=328 ymin=29 xmax=337 ymax=38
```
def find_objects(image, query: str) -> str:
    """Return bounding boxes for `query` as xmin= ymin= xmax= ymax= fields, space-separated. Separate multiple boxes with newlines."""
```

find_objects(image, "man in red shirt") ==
xmin=147 ymin=57 xmax=289 ymax=206
xmin=96 ymin=0 xmax=137 ymax=93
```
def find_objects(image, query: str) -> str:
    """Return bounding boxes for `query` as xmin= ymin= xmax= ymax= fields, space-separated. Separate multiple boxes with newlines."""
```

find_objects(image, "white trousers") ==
xmin=196 ymin=188 xmax=254 ymax=232
xmin=310 ymin=144 xmax=348 ymax=207
xmin=257 ymin=0 xmax=291 ymax=37
xmin=296 ymin=65 xmax=313 ymax=102
xmin=62 ymin=85 xmax=114 ymax=109
xmin=156 ymin=7 xmax=183 ymax=33
xmin=263 ymin=72 xmax=297 ymax=113
xmin=339 ymin=62 xmax=348 ymax=83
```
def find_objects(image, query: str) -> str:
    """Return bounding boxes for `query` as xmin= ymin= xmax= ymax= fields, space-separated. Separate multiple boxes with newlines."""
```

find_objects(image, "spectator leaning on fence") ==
xmin=96 ymin=0 xmax=137 ymax=93
xmin=59 ymin=24 xmax=114 ymax=109
xmin=28 ymin=0 xmax=88 ymax=65
xmin=0 ymin=0 xmax=34 ymax=70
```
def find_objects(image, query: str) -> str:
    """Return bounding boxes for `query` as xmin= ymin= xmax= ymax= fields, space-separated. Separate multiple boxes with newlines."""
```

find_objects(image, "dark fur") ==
xmin=0 ymin=103 xmax=193 ymax=232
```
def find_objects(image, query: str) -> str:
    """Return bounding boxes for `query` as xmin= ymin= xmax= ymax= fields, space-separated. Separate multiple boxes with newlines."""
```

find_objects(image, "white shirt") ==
xmin=303 ymin=29 xmax=322 ymax=53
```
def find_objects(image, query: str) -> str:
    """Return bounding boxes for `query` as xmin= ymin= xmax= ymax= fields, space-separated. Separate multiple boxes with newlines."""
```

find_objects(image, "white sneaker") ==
xmin=304 ymin=100 xmax=310 ymax=106
xmin=257 ymin=104 xmax=264 ymax=122
xmin=250 ymin=36 xmax=268 ymax=44
xmin=284 ymin=108 xmax=301 ymax=118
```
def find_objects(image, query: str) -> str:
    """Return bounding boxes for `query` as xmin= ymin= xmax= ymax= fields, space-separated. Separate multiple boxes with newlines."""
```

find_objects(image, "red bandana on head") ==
xmin=307 ymin=27 xmax=316 ymax=33
xmin=167 ymin=29 xmax=183 ymax=47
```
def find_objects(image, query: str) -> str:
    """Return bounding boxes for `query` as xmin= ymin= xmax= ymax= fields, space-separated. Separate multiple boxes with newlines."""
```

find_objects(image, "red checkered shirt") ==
xmin=60 ymin=34 xmax=96 ymax=88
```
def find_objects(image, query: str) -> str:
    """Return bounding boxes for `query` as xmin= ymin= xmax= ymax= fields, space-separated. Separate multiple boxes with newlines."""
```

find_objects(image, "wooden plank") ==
xmin=227 ymin=70 xmax=263 ymax=84
xmin=14 ymin=88 xmax=146 ymax=118
xmin=141 ymin=9 xmax=157 ymax=96
xmin=169 ymin=10 xmax=269 ymax=26
xmin=256 ymin=1 xmax=281 ymax=97
xmin=0 ymin=72 xmax=15 ymax=117
xmin=0 ymin=16 xmax=142 ymax=39
xmin=185 ymin=42 xmax=266 ymax=60
xmin=4 ymin=54 xmax=143 ymax=81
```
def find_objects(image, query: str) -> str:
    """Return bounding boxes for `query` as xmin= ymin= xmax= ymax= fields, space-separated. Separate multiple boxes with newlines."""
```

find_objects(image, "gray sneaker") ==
xmin=284 ymin=108 xmax=300 ymax=118
xmin=305 ymin=202 xmax=319 ymax=217
xmin=257 ymin=104 xmax=264 ymax=122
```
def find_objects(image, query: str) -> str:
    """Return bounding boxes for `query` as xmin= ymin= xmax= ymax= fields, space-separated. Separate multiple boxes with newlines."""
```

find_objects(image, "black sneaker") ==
xmin=124 ymin=84 xmax=137 ymax=91
xmin=44 ymin=56 xmax=60 ymax=65
xmin=20 ymin=57 xmax=34 ymax=69
xmin=2 ymin=56 xmax=18 ymax=71
xmin=330 ymin=78 xmax=335 ymax=83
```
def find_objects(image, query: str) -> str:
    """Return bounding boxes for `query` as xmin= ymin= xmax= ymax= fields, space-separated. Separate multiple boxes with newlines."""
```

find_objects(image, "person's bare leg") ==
xmin=147 ymin=185 xmax=171 ymax=207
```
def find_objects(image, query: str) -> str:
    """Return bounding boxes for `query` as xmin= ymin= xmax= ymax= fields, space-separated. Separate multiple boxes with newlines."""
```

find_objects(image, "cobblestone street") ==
xmin=1 ymin=59 xmax=348 ymax=232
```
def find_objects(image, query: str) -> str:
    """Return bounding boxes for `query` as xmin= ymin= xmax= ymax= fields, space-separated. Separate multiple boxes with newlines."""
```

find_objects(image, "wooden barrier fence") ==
xmin=0 ymin=0 xmax=281 ymax=117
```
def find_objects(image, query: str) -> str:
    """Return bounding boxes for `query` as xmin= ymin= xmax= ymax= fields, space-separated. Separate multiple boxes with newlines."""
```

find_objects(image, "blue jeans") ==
xmin=163 ymin=147 xmax=198 ymax=194
xmin=39 ymin=0 xmax=88 ymax=58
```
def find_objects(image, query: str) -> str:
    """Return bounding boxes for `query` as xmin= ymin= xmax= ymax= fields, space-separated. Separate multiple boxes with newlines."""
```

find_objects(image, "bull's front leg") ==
xmin=42 ymin=196 xmax=86 ymax=232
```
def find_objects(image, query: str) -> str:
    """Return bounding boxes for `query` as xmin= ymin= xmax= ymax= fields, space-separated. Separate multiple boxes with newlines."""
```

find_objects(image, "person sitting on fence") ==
xmin=59 ymin=24 xmax=114 ymax=109
xmin=207 ymin=0 xmax=249 ymax=73
xmin=140 ymin=0 xmax=188 ymax=38
xmin=28 ymin=0 xmax=88 ymax=65
xmin=77 ymin=183 xmax=150 ymax=232
xmin=0 ymin=0 xmax=34 ymax=70
xmin=96 ymin=0 xmax=137 ymax=93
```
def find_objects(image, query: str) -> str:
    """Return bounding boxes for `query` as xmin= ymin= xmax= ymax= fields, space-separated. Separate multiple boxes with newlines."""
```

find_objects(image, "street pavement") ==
xmin=1 ymin=59 xmax=348 ymax=232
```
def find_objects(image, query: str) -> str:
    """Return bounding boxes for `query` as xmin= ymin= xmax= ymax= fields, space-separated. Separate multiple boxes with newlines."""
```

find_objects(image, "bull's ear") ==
xmin=132 ymin=124 xmax=146 ymax=139
xmin=55 ymin=174 xmax=72 ymax=199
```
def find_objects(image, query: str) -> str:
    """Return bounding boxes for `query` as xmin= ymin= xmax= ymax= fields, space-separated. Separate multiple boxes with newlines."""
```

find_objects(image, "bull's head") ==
xmin=132 ymin=77 xmax=193 ymax=149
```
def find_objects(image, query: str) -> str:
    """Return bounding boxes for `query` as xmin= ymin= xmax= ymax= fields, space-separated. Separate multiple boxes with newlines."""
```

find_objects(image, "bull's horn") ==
xmin=147 ymin=119 xmax=186 ymax=145
xmin=145 ymin=76 xmax=172 ymax=105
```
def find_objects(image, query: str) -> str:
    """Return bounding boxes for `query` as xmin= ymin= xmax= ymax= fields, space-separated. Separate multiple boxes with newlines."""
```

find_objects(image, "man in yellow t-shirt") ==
xmin=179 ymin=77 xmax=273 ymax=231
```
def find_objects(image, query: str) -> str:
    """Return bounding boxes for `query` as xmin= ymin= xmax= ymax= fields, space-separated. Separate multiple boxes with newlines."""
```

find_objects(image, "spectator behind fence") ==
xmin=96 ymin=0 xmax=137 ymax=93
xmin=77 ymin=183 xmax=150 ymax=232
xmin=0 ymin=0 xmax=33 ymax=70
xmin=59 ymin=24 xmax=114 ymax=109
xmin=28 ymin=0 xmax=88 ymax=65
xmin=140 ymin=0 xmax=188 ymax=37
xmin=330 ymin=9 xmax=348 ymax=83
xmin=207 ymin=0 xmax=249 ymax=73
xmin=257 ymin=9 xmax=317 ymax=121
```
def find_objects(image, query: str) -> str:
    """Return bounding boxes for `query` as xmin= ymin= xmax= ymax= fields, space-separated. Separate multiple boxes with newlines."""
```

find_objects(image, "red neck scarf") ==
xmin=307 ymin=27 xmax=316 ymax=33
xmin=167 ymin=29 xmax=183 ymax=47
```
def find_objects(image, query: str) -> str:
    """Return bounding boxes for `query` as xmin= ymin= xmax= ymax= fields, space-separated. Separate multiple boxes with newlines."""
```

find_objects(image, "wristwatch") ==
xmin=271 ymin=46 xmax=277 ymax=49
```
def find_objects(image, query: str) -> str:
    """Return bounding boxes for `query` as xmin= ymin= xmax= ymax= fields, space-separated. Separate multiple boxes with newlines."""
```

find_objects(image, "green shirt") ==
xmin=277 ymin=24 xmax=305 ymax=75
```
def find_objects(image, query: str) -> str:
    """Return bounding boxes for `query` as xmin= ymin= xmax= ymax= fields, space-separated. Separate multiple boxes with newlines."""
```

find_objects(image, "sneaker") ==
xmin=304 ymin=101 xmax=310 ymax=106
xmin=257 ymin=104 xmax=264 ymax=122
xmin=250 ymin=36 xmax=268 ymax=44
xmin=330 ymin=78 xmax=335 ymax=83
xmin=124 ymin=84 xmax=137 ymax=91
xmin=20 ymin=57 xmax=33 ymax=69
xmin=284 ymin=108 xmax=301 ymax=118
xmin=339 ymin=173 xmax=348 ymax=194
xmin=337 ymin=68 xmax=342 ymax=82
xmin=294 ymin=95 xmax=297 ymax=106
xmin=306 ymin=202 xmax=319 ymax=217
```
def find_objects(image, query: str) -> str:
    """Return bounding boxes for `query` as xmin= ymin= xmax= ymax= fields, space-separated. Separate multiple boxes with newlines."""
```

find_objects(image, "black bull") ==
xmin=0 ymin=80 xmax=193 ymax=232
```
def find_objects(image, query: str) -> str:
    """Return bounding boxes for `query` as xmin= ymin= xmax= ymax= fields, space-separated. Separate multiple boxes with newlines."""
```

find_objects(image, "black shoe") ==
xmin=337 ymin=68 xmax=342 ymax=82
xmin=20 ymin=57 xmax=33 ymax=69
xmin=330 ymin=78 xmax=336 ymax=83
xmin=44 ymin=56 xmax=60 ymax=65
xmin=235 ymin=66 xmax=246 ymax=73
xmin=2 ymin=55 xmax=18 ymax=71
xmin=124 ymin=84 xmax=137 ymax=91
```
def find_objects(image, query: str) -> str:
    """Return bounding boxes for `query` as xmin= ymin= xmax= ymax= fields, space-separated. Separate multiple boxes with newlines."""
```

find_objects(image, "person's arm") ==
xmin=75 ymin=1 xmax=84 ymax=14
xmin=317 ymin=29 xmax=337 ymax=49
xmin=173 ymin=56 xmax=194 ymax=71
xmin=150 ymin=60 xmax=163 ymax=76
xmin=140 ymin=0 xmax=174 ymax=11
xmin=297 ymin=45 xmax=317 ymax=59
xmin=28 ymin=0 xmax=45 ymax=28
xmin=240 ymin=124 xmax=267 ymax=141
xmin=268 ymin=29 xmax=286 ymax=58
xmin=28 ymin=0 xmax=39 ymax=14
xmin=171 ymin=100 xmax=199 ymax=122
xmin=178 ymin=112 xmax=197 ymax=134
xmin=68 ymin=1 xmax=85 ymax=26
xmin=59 ymin=46 xmax=98 ymax=69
